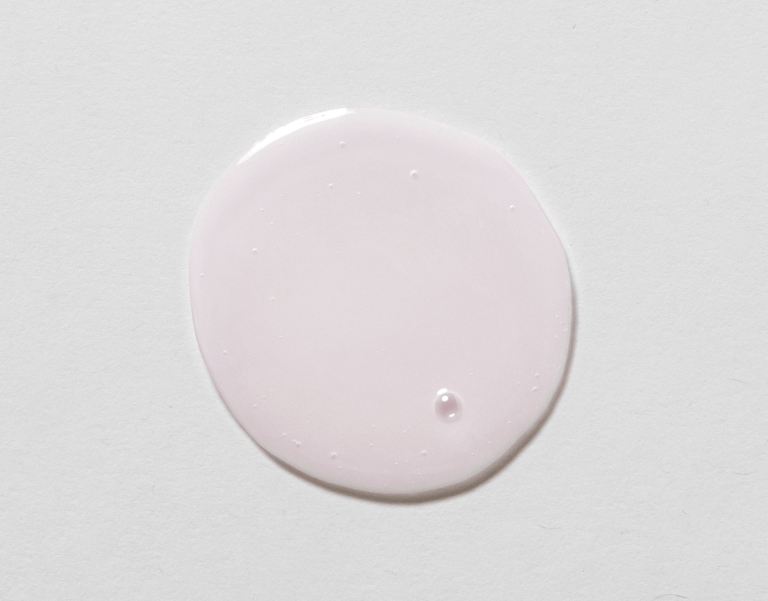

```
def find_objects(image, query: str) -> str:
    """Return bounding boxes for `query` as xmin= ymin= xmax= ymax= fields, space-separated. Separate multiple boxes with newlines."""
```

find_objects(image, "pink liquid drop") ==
xmin=434 ymin=389 xmax=462 ymax=422
xmin=189 ymin=108 xmax=572 ymax=497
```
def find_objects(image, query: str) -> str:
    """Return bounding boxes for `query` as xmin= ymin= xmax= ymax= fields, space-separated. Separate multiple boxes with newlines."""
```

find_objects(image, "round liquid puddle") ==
xmin=189 ymin=108 xmax=572 ymax=497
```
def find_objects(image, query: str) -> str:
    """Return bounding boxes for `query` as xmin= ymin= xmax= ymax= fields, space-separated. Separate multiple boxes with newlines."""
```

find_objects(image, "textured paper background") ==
xmin=1 ymin=2 xmax=766 ymax=599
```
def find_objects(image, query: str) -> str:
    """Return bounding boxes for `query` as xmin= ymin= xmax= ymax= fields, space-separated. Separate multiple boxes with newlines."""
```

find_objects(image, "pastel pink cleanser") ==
xmin=189 ymin=108 xmax=572 ymax=497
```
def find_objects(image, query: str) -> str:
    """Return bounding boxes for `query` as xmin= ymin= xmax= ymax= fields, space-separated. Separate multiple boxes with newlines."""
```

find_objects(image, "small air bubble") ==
xmin=330 ymin=452 xmax=337 ymax=460
xmin=421 ymin=450 xmax=427 ymax=456
xmin=328 ymin=183 xmax=333 ymax=189
xmin=223 ymin=350 xmax=228 ymax=355
xmin=435 ymin=389 xmax=463 ymax=421
xmin=509 ymin=205 xmax=515 ymax=210
xmin=252 ymin=248 xmax=258 ymax=253
xmin=532 ymin=386 xmax=539 ymax=391
xmin=410 ymin=170 xmax=419 ymax=179
xmin=339 ymin=141 xmax=346 ymax=148
xmin=200 ymin=272 xmax=204 ymax=277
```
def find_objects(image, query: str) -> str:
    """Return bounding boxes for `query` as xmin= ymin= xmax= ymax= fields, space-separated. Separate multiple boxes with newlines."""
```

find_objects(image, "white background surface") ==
xmin=1 ymin=1 xmax=766 ymax=599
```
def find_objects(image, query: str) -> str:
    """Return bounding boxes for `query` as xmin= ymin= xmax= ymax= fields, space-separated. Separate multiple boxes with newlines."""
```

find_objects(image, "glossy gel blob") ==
xmin=189 ymin=108 xmax=572 ymax=497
